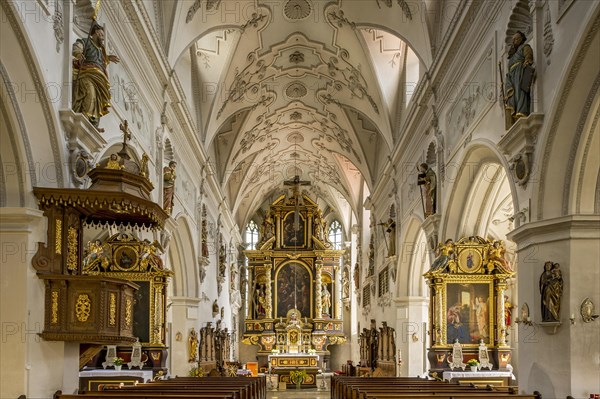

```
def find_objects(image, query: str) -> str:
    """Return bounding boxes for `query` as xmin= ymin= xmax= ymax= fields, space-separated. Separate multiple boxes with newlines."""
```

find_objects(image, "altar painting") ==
xmin=276 ymin=262 xmax=311 ymax=318
xmin=445 ymin=282 xmax=492 ymax=345
xmin=282 ymin=212 xmax=305 ymax=248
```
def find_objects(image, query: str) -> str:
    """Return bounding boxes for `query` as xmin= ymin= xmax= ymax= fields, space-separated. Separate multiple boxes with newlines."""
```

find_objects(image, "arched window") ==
xmin=328 ymin=220 xmax=343 ymax=250
xmin=245 ymin=220 xmax=259 ymax=250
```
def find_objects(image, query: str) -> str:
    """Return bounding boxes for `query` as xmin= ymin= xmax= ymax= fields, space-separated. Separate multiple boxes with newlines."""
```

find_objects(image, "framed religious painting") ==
xmin=444 ymin=278 xmax=494 ymax=346
xmin=275 ymin=261 xmax=313 ymax=318
xmin=282 ymin=212 xmax=306 ymax=248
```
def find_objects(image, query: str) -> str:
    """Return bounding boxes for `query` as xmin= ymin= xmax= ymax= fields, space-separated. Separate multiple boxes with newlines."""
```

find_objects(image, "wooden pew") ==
xmin=55 ymin=375 xmax=265 ymax=399
xmin=331 ymin=376 xmax=540 ymax=399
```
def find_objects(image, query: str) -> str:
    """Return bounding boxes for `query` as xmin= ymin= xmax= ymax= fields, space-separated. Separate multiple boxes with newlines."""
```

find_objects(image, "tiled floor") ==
xmin=267 ymin=388 xmax=330 ymax=398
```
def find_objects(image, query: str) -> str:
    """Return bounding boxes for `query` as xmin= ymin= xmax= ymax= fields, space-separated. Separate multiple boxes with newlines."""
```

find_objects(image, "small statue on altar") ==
xmin=504 ymin=295 xmax=513 ymax=327
xmin=321 ymin=284 xmax=332 ymax=316
xmin=313 ymin=209 xmax=326 ymax=240
xmin=487 ymin=240 xmax=512 ymax=273
xmin=188 ymin=327 xmax=199 ymax=363
xmin=253 ymin=283 xmax=266 ymax=318
xmin=430 ymin=239 xmax=455 ymax=272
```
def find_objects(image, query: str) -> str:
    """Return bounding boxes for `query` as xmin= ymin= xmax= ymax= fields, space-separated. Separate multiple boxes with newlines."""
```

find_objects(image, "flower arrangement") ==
xmin=271 ymin=348 xmax=280 ymax=354
xmin=466 ymin=359 xmax=479 ymax=367
xmin=113 ymin=357 xmax=124 ymax=366
xmin=289 ymin=369 xmax=308 ymax=384
xmin=189 ymin=366 xmax=206 ymax=377
xmin=307 ymin=349 xmax=316 ymax=355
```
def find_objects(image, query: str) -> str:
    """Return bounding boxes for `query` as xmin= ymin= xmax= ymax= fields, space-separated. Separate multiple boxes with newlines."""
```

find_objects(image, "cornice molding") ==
xmin=507 ymin=214 xmax=600 ymax=251
xmin=0 ymin=207 xmax=45 ymax=232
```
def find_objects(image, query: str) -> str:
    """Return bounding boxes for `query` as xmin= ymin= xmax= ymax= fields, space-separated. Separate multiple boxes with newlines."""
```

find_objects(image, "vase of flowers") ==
xmin=290 ymin=369 xmax=308 ymax=390
xmin=467 ymin=359 xmax=479 ymax=372
xmin=113 ymin=357 xmax=124 ymax=371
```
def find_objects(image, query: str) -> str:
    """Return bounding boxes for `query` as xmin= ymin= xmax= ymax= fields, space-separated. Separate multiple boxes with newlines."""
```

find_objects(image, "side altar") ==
xmin=242 ymin=180 xmax=346 ymax=372
xmin=424 ymin=236 xmax=515 ymax=376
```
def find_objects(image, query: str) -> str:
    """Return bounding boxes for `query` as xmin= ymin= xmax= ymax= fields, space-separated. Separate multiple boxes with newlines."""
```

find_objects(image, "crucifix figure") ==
xmin=283 ymin=175 xmax=310 ymax=231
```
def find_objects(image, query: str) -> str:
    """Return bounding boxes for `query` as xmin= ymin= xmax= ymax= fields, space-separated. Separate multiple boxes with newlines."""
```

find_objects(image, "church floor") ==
xmin=267 ymin=388 xmax=330 ymax=398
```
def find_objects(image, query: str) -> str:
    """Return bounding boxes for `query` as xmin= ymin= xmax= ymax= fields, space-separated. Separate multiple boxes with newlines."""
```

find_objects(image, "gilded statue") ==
xmin=82 ymin=239 xmax=110 ymax=270
xmin=430 ymin=239 xmax=455 ymax=273
xmin=539 ymin=261 xmax=563 ymax=322
xmin=72 ymin=23 xmax=120 ymax=131
xmin=417 ymin=163 xmax=437 ymax=217
xmin=163 ymin=161 xmax=177 ymax=215
xmin=139 ymin=239 xmax=163 ymax=270
xmin=504 ymin=31 xmax=534 ymax=125
xmin=188 ymin=327 xmax=199 ymax=363
xmin=486 ymin=240 xmax=511 ymax=273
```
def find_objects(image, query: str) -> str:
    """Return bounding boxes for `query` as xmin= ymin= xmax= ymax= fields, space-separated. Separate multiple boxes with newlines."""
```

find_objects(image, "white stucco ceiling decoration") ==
xmin=167 ymin=0 xmax=432 ymax=227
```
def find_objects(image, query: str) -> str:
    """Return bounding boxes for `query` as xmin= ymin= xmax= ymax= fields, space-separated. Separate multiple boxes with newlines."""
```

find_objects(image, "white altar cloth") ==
xmin=442 ymin=370 xmax=516 ymax=381
xmin=79 ymin=368 xmax=153 ymax=382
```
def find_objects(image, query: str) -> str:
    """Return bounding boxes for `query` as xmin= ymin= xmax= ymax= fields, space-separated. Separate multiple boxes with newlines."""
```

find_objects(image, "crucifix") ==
xmin=117 ymin=120 xmax=132 ymax=160
xmin=283 ymin=175 xmax=310 ymax=231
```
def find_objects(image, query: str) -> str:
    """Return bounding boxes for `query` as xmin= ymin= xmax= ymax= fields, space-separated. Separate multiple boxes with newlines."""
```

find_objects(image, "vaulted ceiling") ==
xmin=161 ymin=0 xmax=435 ymax=226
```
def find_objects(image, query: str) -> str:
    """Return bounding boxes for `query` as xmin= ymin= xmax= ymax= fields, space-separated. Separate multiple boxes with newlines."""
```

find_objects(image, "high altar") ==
xmin=242 ymin=181 xmax=346 ymax=386
xmin=424 ymin=236 xmax=515 ymax=376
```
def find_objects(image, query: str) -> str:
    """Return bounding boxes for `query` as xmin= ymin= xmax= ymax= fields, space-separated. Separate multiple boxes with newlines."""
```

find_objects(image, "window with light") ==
xmin=245 ymin=220 xmax=259 ymax=250
xmin=329 ymin=220 xmax=342 ymax=250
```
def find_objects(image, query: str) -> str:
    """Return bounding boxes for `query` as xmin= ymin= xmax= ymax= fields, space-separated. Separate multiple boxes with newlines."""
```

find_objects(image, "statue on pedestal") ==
xmin=72 ymin=23 xmax=120 ymax=131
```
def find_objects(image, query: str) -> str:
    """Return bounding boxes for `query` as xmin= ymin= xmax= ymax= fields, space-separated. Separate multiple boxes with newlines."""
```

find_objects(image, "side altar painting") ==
xmin=242 ymin=189 xmax=346 ymax=376
xmin=424 ymin=236 xmax=514 ymax=376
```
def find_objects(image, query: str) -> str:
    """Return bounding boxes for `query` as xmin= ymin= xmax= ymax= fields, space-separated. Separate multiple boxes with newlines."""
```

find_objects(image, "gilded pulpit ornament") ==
xmin=75 ymin=294 xmax=91 ymax=322
xmin=539 ymin=261 xmax=563 ymax=322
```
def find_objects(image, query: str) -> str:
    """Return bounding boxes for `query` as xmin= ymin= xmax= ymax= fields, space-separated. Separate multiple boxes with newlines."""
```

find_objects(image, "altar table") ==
xmin=442 ymin=370 xmax=516 ymax=387
xmin=79 ymin=369 xmax=154 ymax=391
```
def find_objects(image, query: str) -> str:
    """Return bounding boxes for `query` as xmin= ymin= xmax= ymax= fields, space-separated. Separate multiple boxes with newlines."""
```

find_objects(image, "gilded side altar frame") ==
xmin=425 ymin=237 xmax=514 ymax=374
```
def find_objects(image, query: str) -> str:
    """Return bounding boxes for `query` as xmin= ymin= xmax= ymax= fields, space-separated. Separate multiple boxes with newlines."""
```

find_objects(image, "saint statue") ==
xmin=430 ymin=239 xmax=455 ymax=272
xmin=163 ymin=161 xmax=177 ymax=215
xmin=313 ymin=209 xmax=326 ymax=240
xmin=72 ymin=23 xmax=120 ymax=131
xmin=353 ymin=262 xmax=360 ymax=292
xmin=504 ymin=295 xmax=513 ymax=327
xmin=188 ymin=327 xmax=198 ymax=363
xmin=384 ymin=218 xmax=396 ymax=257
xmin=418 ymin=163 xmax=436 ymax=217
xmin=505 ymin=31 xmax=534 ymax=125
xmin=201 ymin=213 xmax=209 ymax=258
xmin=539 ymin=261 xmax=563 ymax=322
xmin=487 ymin=240 xmax=512 ymax=273
xmin=321 ymin=284 xmax=332 ymax=316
